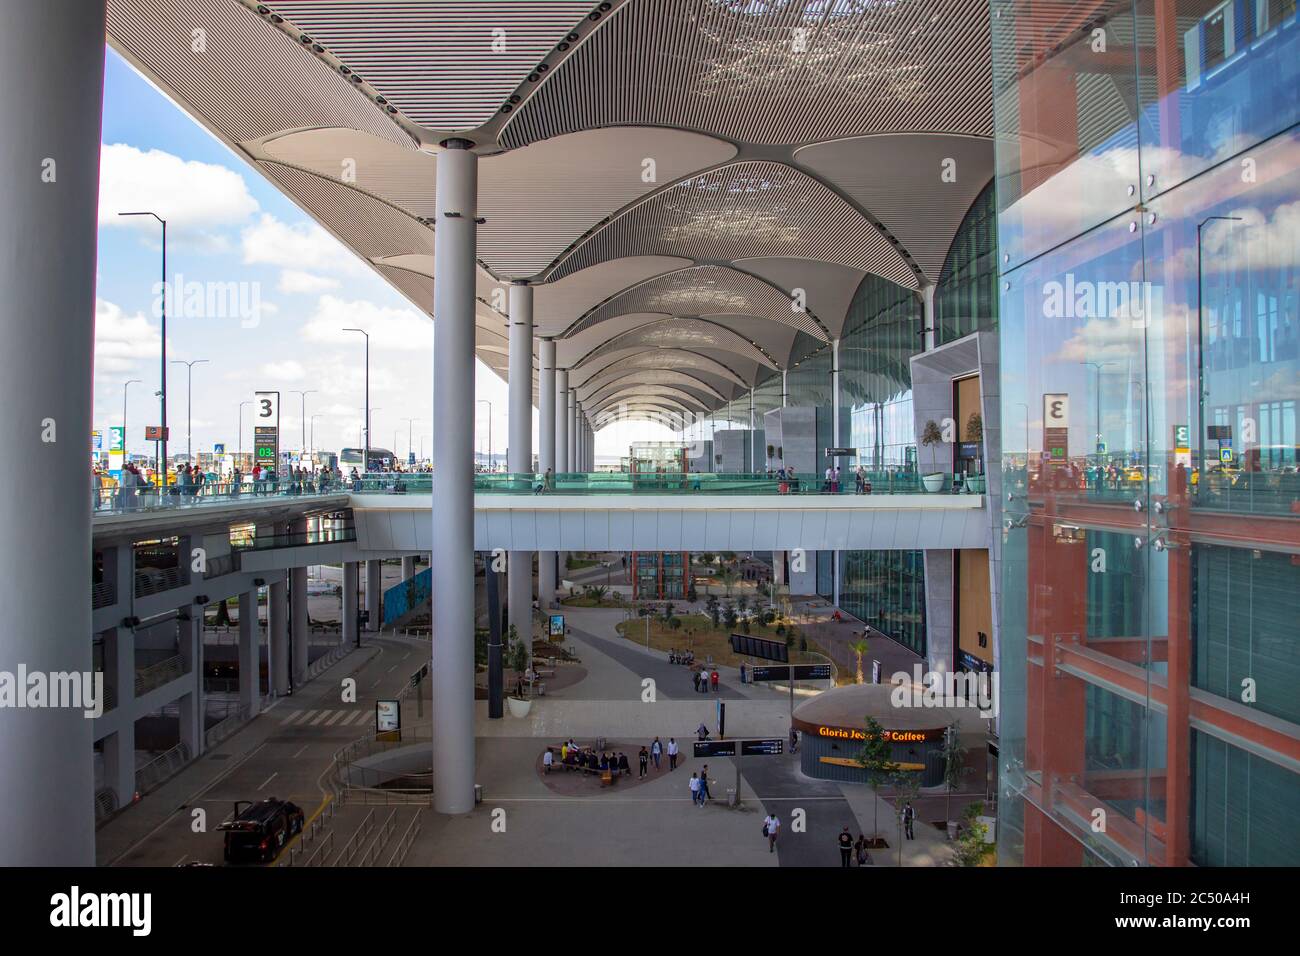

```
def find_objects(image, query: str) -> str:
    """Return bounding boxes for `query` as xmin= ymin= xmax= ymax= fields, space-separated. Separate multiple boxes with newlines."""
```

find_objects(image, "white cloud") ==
xmin=242 ymin=213 xmax=364 ymax=277
xmin=301 ymin=294 xmax=433 ymax=351
xmin=259 ymin=360 xmax=307 ymax=381
xmin=93 ymin=297 xmax=160 ymax=377
xmin=278 ymin=269 xmax=340 ymax=294
xmin=98 ymin=144 xmax=259 ymax=241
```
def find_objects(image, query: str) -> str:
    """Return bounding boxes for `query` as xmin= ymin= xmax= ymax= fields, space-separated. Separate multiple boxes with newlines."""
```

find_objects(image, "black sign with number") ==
xmin=741 ymin=738 xmax=784 ymax=756
xmin=729 ymin=633 xmax=788 ymax=662
xmin=693 ymin=740 xmax=736 ymax=758
xmin=793 ymin=664 xmax=832 ymax=680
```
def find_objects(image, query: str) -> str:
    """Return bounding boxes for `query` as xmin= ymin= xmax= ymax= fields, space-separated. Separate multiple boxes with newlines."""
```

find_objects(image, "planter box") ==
xmin=965 ymin=475 xmax=986 ymax=494
xmin=921 ymin=473 xmax=945 ymax=493
xmin=506 ymin=696 xmax=532 ymax=718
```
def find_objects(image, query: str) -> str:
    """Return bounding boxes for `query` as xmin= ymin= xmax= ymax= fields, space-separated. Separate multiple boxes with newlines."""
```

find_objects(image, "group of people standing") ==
xmin=692 ymin=667 xmax=720 ymax=693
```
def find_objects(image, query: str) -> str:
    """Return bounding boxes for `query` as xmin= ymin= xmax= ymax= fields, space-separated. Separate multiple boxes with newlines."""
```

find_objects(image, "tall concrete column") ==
xmin=538 ymin=340 xmax=557 ymax=605
xmin=238 ymin=590 xmax=260 ymax=715
xmin=402 ymin=555 xmax=417 ymax=580
xmin=269 ymin=575 xmax=289 ymax=695
xmin=921 ymin=284 xmax=937 ymax=352
xmin=507 ymin=281 xmax=534 ymax=642
xmin=342 ymin=561 xmax=359 ymax=645
xmin=365 ymin=559 xmax=382 ymax=630
xmin=431 ymin=140 xmax=478 ymax=815
xmin=290 ymin=539 xmax=308 ymax=685
xmin=105 ymin=624 xmax=137 ymax=807
xmin=179 ymin=611 xmax=204 ymax=758
xmin=555 ymin=369 xmax=569 ymax=474
xmin=568 ymin=392 xmax=578 ymax=471
xmin=0 ymin=0 xmax=104 ymax=866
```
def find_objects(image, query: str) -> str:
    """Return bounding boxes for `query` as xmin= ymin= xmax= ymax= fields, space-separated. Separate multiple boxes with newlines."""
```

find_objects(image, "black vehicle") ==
xmin=216 ymin=798 xmax=304 ymax=864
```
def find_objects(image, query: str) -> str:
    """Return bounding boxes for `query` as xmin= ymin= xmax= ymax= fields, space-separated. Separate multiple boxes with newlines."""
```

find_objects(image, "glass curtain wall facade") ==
xmin=994 ymin=0 xmax=1300 ymax=867
xmin=936 ymin=181 xmax=1000 ymax=345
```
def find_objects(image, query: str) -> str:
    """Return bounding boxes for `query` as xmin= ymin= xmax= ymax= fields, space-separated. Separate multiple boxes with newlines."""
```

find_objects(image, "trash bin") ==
xmin=726 ymin=788 xmax=738 ymax=807
xmin=473 ymin=784 xmax=483 ymax=805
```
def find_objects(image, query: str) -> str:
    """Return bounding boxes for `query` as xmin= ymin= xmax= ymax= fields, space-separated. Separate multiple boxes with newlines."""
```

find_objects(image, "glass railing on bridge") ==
xmin=92 ymin=476 xmax=349 ymax=515
xmin=354 ymin=471 xmax=971 ymax=496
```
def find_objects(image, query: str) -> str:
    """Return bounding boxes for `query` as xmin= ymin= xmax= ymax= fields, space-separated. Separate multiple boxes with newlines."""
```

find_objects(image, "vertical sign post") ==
xmin=1043 ymin=393 xmax=1070 ymax=471
xmin=254 ymin=391 xmax=281 ymax=480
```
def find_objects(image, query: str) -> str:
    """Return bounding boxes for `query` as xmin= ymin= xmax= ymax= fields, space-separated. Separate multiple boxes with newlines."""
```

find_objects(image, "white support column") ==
xmin=402 ymin=555 xmax=417 ymax=580
xmin=922 ymin=284 xmax=937 ymax=352
xmin=431 ymin=139 xmax=478 ymax=815
xmin=0 ymin=0 xmax=104 ymax=866
xmin=179 ymin=611 xmax=204 ymax=758
xmin=538 ymin=340 xmax=557 ymax=606
xmin=105 ymin=623 xmax=137 ymax=808
xmin=782 ymin=370 xmax=789 ymax=408
xmin=831 ymin=338 xmax=842 ymax=447
xmin=365 ymin=559 xmax=382 ymax=630
xmin=507 ymin=281 xmax=534 ymax=643
xmin=567 ymin=389 xmax=578 ymax=472
xmin=269 ymin=574 xmax=289 ymax=696
xmin=555 ymin=369 xmax=569 ymax=474
xmin=290 ymin=519 xmax=308 ymax=686
xmin=238 ymin=590 xmax=260 ymax=715
xmin=343 ymin=561 xmax=360 ymax=645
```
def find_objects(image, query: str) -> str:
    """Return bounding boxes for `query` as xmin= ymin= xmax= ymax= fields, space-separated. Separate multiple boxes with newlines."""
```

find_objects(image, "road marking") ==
xmin=309 ymin=710 xmax=331 ymax=725
xmin=386 ymin=664 xmax=397 ymax=673
xmin=350 ymin=710 xmax=372 ymax=725
xmin=257 ymin=772 xmax=278 ymax=791
xmin=292 ymin=743 xmax=311 ymax=758
xmin=283 ymin=711 xmax=309 ymax=725
xmin=324 ymin=710 xmax=348 ymax=726
xmin=369 ymin=677 xmax=383 ymax=689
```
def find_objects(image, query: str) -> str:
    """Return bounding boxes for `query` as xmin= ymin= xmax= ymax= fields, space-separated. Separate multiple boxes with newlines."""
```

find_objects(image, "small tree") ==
xmin=705 ymin=594 xmax=721 ymax=628
xmin=736 ymin=594 xmax=751 ymax=618
xmin=588 ymin=584 xmax=608 ymax=603
xmin=953 ymin=802 xmax=991 ymax=866
xmin=966 ymin=412 xmax=983 ymax=443
xmin=719 ymin=567 xmax=738 ymax=598
xmin=686 ymin=582 xmax=698 ymax=604
xmin=662 ymin=602 xmax=676 ymax=622
xmin=849 ymin=637 xmax=870 ymax=684
xmin=722 ymin=601 xmax=738 ymax=629
xmin=942 ymin=723 xmax=970 ymax=827
xmin=857 ymin=716 xmax=899 ymax=839
xmin=798 ymin=632 xmax=808 ymax=653
xmin=921 ymin=420 xmax=944 ymax=447
xmin=668 ymin=616 xmax=682 ymax=634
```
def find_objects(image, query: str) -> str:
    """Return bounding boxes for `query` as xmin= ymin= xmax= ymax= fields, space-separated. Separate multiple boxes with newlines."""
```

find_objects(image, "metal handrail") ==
xmin=359 ymin=808 xmax=399 ymax=866
xmin=333 ymin=809 xmax=376 ymax=867
xmin=135 ymin=654 xmax=185 ymax=695
xmin=387 ymin=809 xmax=424 ymax=867
xmin=134 ymin=742 xmax=191 ymax=793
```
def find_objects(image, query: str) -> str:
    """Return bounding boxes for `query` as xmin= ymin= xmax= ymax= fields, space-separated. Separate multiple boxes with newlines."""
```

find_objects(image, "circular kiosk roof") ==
xmin=792 ymin=682 xmax=959 ymax=744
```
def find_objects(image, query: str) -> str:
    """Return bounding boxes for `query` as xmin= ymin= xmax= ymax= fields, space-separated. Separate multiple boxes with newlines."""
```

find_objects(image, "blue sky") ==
xmin=95 ymin=48 xmax=672 ymax=464
xmin=97 ymin=48 xmax=587 ymax=465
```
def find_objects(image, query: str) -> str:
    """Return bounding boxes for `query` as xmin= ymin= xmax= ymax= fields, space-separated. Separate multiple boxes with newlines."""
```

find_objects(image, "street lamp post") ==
xmin=402 ymin=418 xmax=418 ymax=464
xmin=238 ymin=400 xmax=252 ymax=459
xmin=309 ymin=414 xmax=321 ymax=456
xmin=170 ymin=358 xmax=208 ymax=463
xmin=291 ymin=390 xmax=317 ymax=460
xmin=119 ymin=210 xmax=168 ymax=480
xmin=1081 ymin=361 xmax=1116 ymax=465
xmin=122 ymin=379 xmax=141 ymax=464
xmin=342 ymin=328 xmax=370 ymax=469
xmin=476 ymin=400 xmax=492 ymax=472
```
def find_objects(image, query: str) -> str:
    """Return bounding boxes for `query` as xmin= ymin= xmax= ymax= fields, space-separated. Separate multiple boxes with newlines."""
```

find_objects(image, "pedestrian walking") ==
xmin=692 ymin=670 xmax=701 ymax=693
xmin=903 ymin=801 xmax=915 ymax=840
xmin=667 ymin=737 xmax=678 ymax=770
xmin=699 ymin=764 xmax=711 ymax=802
xmin=651 ymin=736 xmax=662 ymax=770
xmin=638 ymin=745 xmax=649 ymax=778
xmin=689 ymin=772 xmax=702 ymax=806
xmin=838 ymin=826 xmax=853 ymax=867
xmin=710 ymin=669 xmax=719 ymax=692
xmin=763 ymin=813 xmax=781 ymax=853
xmin=855 ymin=834 xmax=870 ymax=866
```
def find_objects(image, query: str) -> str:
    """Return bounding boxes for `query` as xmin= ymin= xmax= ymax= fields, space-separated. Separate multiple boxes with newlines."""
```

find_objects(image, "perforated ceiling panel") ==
xmin=107 ymin=0 xmax=410 ymax=145
xmin=264 ymin=0 xmax=594 ymax=130
xmin=548 ymin=161 xmax=914 ymax=288
xmin=794 ymin=133 xmax=994 ymax=284
xmin=575 ymin=316 xmax=778 ymax=371
xmin=566 ymin=265 xmax=828 ymax=340
xmin=501 ymin=0 xmax=993 ymax=148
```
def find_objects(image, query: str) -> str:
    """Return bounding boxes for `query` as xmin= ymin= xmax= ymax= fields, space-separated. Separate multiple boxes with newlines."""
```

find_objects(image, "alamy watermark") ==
xmin=0 ymin=666 xmax=104 ymax=718
xmin=889 ymin=663 xmax=999 ymax=719
xmin=152 ymin=272 xmax=262 ymax=328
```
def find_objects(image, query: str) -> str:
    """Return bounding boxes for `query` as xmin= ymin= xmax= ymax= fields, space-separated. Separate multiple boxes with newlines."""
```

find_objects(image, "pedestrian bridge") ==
xmin=352 ymin=492 xmax=988 ymax=553
xmin=91 ymin=473 xmax=989 ymax=555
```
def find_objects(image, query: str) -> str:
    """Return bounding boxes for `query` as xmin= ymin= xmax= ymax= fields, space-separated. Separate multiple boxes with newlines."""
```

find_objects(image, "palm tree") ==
xmin=849 ymin=637 xmax=870 ymax=684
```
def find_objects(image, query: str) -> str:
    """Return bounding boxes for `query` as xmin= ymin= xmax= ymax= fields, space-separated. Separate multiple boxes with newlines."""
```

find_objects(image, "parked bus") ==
xmin=339 ymin=447 xmax=396 ymax=472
